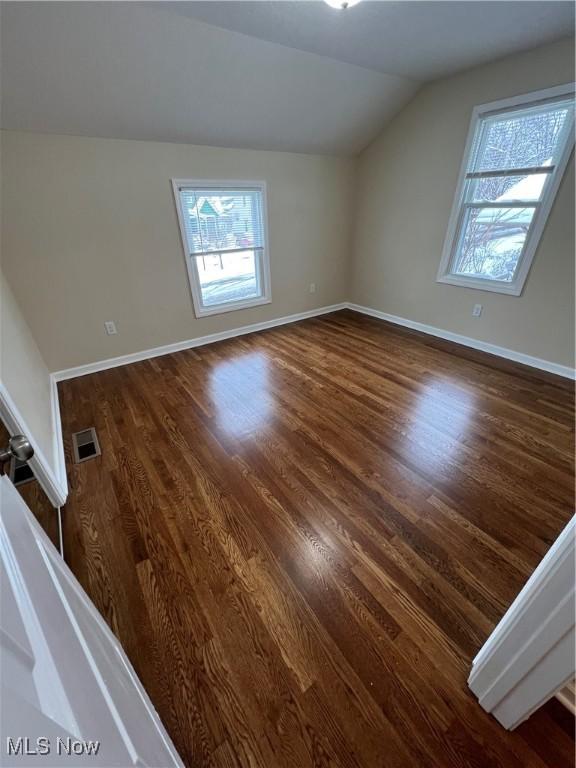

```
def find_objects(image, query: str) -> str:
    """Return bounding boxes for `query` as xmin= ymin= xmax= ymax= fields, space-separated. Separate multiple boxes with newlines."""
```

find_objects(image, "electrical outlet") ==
xmin=472 ymin=304 xmax=483 ymax=318
xmin=309 ymin=283 xmax=316 ymax=294
xmin=104 ymin=321 xmax=118 ymax=335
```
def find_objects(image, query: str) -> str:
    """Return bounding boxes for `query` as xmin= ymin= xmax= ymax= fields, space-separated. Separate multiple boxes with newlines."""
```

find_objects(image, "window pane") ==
xmin=195 ymin=250 xmax=260 ymax=307
xmin=453 ymin=206 xmax=535 ymax=282
xmin=471 ymin=102 xmax=571 ymax=172
xmin=179 ymin=189 xmax=264 ymax=255
xmin=469 ymin=172 xmax=547 ymax=202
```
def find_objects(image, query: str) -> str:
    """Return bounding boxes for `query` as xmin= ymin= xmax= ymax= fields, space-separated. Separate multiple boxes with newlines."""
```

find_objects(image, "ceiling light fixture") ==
xmin=324 ymin=0 xmax=361 ymax=9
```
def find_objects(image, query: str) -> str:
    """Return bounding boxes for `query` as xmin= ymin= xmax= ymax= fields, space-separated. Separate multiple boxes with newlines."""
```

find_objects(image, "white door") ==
xmin=0 ymin=475 xmax=183 ymax=767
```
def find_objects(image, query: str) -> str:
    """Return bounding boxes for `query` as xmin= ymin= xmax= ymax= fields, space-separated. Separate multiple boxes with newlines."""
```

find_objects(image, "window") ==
xmin=437 ymin=84 xmax=575 ymax=296
xmin=172 ymin=180 xmax=271 ymax=316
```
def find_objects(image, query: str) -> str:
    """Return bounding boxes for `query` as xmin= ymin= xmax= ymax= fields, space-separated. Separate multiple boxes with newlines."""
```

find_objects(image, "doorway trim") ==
xmin=0 ymin=380 xmax=67 ymax=507
xmin=469 ymin=516 xmax=575 ymax=729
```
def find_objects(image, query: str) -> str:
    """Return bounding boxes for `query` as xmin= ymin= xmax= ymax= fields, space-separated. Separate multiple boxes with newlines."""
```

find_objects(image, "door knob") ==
xmin=0 ymin=435 xmax=34 ymax=465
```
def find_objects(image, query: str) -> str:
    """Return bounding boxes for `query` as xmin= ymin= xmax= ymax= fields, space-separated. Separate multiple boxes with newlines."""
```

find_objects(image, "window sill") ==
xmin=193 ymin=295 xmax=272 ymax=318
xmin=436 ymin=274 xmax=523 ymax=296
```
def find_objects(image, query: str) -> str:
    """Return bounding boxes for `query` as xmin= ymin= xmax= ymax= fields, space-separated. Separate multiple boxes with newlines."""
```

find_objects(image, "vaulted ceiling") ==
xmin=1 ymin=2 xmax=573 ymax=156
xmin=157 ymin=1 xmax=575 ymax=80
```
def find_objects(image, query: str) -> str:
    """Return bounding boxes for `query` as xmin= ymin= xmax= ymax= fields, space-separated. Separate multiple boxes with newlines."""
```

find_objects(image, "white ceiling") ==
xmin=1 ymin=2 xmax=573 ymax=157
xmin=0 ymin=2 xmax=418 ymax=155
xmin=157 ymin=1 xmax=575 ymax=81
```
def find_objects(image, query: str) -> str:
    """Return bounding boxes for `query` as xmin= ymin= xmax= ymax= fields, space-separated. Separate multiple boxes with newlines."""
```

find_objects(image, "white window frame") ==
xmin=172 ymin=179 xmax=272 ymax=318
xmin=437 ymin=83 xmax=575 ymax=296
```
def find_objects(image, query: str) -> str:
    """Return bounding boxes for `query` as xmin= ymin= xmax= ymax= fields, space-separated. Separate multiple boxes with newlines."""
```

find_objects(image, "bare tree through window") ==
xmin=451 ymin=102 xmax=571 ymax=282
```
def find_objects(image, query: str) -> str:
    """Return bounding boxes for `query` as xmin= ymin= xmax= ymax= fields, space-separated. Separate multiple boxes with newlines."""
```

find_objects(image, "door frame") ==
xmin=0 ymin=380 xmax=67 ymax=508
xmin=469 ymin=516 xmax=575 ymax=729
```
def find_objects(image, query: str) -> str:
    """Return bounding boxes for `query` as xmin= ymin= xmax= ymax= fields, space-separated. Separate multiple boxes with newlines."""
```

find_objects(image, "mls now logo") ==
xmin=6 ymin=737 xmax=100 ymax=757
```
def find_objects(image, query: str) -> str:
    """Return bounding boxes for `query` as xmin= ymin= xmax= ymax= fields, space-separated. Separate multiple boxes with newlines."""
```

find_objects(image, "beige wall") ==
xmin=2 ymin=38 xmax=574 ymax=375
xmin=0 ymin=268 xmax=55 ymax=471
xmin=352 ymin=37 xmax=575 ymax=368
xmin=1 ymin=131 xmax=354 ymax=371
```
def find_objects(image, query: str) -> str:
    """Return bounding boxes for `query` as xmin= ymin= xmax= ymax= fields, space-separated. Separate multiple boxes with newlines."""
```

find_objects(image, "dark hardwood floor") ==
xmin=59 ymin=309 xmax=575 ymax=768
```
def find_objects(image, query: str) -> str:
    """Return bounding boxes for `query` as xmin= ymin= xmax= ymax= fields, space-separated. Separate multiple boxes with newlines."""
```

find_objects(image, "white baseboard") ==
xmin=347 ymin=303 xmax=576 ymax=380
xmin=52 ymin=303 xmax=348 ymax=381
xmin=0 ymin=381 xmax=68 ymax=507
xmin=52 ymin=301 xmax=575 ymax=382
xmin=50 ymin=374 xmax=68 ymax=505
xmin=556 ymin=680 xmax=576 ymax=715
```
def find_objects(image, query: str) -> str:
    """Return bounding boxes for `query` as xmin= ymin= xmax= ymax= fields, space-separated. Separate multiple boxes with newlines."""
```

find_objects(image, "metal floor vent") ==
xmin=10 ymin=457 xmax=35 ymax=487
xmin=72 ymin=428 xmax=101 ymax=463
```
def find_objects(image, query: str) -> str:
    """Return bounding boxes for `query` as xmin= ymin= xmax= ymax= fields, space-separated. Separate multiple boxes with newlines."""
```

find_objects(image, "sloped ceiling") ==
xmin=0 ymin=2 xmax=418 ymax=156
xmin=159 ymin=1 xmax=575 ymax=81
xmin=0 ymin=2 xmax=572 ymax=156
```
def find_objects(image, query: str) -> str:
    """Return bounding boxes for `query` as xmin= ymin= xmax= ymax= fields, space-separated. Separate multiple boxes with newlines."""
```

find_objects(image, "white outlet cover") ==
xmin=309 ymin=283 xmax=316 ymax=294
xmin=472 ymin=304 xmax=483 ymax=317
xmin=104 ymin=321 xmax=117 ymax=335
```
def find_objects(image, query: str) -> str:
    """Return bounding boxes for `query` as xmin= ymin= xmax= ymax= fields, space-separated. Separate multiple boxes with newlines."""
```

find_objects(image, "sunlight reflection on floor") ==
xmin=209 ymin=352 xmax=273 ymax=439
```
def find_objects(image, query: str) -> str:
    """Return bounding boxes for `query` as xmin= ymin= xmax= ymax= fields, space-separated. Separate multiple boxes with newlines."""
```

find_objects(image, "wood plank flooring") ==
xmin=59 ymin=310 xmax=575 ymax=768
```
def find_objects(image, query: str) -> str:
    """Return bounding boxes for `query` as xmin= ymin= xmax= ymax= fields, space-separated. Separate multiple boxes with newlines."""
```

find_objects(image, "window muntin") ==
xmin=173 ymin=182 xmax=271 ymax=317
xmin=438 ymin=87 xmax=575 ymax=295
xmin=468 ymin=173 xmax=547 ymax=203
